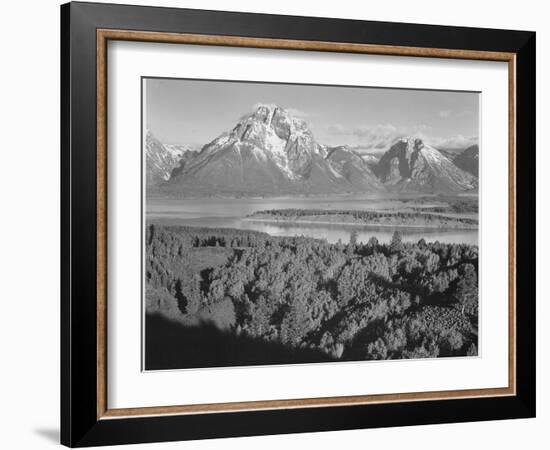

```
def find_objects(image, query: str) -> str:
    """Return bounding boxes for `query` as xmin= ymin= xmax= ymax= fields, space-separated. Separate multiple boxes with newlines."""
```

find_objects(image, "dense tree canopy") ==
xmin=146 ymin=224 xmax=478 ymax=363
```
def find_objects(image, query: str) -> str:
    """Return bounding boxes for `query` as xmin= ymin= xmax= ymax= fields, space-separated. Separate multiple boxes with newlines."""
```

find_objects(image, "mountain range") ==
xmin=146 ymin=104 xmax=479 ymax=197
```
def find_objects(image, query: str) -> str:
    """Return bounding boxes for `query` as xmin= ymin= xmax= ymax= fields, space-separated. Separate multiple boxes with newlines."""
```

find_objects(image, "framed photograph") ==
xmin=61 ymin=1 xmax=536 ymax=447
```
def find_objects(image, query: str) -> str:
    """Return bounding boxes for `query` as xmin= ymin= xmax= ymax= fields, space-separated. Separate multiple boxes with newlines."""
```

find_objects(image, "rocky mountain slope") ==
xmin=374 ymin=137 xmax=477 ymax=193
xmin=452 ymin=144 xmax=479 ymax=177
xmin=145 ymin=131 xmax=199 ymax=188
xmin=325 ymin=146 xmax=383 ymax=191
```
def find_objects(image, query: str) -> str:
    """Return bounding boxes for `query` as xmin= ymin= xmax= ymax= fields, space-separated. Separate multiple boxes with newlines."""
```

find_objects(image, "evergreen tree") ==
xmin=389 ymin=231 xmax=404 ymax=254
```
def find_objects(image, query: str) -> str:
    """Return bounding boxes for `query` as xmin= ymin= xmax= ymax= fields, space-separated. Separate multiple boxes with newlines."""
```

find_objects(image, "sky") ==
xmin=145 ymin=77 xmax=479 ymax=154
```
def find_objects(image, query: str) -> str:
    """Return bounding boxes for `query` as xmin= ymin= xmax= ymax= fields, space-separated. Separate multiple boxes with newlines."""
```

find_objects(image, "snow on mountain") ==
xmin=163 ymin=143 xmax=198 ymax=157
xmin=374 ymin=137 xmax=477 ymax=193
xmin=361 ymin=154 xmax=380 ymax=163
xmin=359 ymin=153 xmax=380 ymax=171
xmin=145 ymin=131 xmax=189 ymax=187
xmin=164 ymin=104 xmax=383 ymax=197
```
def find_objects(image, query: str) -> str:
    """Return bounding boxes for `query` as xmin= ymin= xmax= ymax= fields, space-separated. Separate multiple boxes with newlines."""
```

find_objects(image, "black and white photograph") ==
xmin=143 ymin=77 xmax=480 ymax=370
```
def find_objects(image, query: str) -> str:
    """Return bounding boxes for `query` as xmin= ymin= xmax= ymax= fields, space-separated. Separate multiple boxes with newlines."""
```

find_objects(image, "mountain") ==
xmin=359 ymin=153 xmax=380 ymax=171
xmin=145 ymin=131 xmax=186 ymax=187
xmin=361 ymin=153 xmax=380 ymax=163
xmin=167 ymin=149 xmax=199 ymax=180
xmin=325 ymin=146 xmax=383 ymax=191
xmin=375 ymin=137 xmax=477 ymax=193
xmin=162 ymin=144 xmax=197 ymax=154
xmin=146 ymin=132 xmax=201 ymax=190
xmin=163 ymin=104 xmax=383 ymax=197
xmin=435 ymin=148 xmax=457 ymax=161
xmin=164 ymin=143 xmax=198 ymax=156
xmin=452 ymin=144 xmax=479 ymax=177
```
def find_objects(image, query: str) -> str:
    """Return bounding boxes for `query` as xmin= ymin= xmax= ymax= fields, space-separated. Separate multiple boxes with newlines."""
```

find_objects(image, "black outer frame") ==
xmin=60 ymin=1 xmax=536 ymax=447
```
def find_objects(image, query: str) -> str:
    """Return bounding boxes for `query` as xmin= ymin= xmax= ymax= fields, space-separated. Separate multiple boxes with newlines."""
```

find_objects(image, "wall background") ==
xmin=0 ymin=0 xmax=545 ymax=448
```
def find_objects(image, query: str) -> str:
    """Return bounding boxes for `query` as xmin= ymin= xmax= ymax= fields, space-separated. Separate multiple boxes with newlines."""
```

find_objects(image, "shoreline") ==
xmin=243 ymin=217 xmax=478 ymax=230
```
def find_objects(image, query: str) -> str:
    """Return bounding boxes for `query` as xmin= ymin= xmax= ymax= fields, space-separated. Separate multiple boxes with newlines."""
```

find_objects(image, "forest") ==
xmin=145 ymin=224 xmax=479 ymax=369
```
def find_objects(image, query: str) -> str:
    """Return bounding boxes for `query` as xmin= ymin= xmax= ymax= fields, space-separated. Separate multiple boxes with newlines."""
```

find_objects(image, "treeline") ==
xmin=248 ymin=208 xmax=478 ymax=226
xmin=438 ymin=200 xmax=478 ymax=213
xmin=147 ymin=224 xmax=271 ymax=253
xmin=414 ymin=201 xmax=478 ymax=214
xmin=402 ymin=196 xmax=478 ymax=214
xmin=146 ymin=225 xmax=478 ymax=363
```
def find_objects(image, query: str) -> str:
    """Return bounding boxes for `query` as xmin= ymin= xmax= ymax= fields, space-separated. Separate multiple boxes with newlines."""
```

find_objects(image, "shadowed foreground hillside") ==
xmin=146 ymin=314 xmax=335 ymax=370
xmin=145 ymin=224 xmax=479 ymax=369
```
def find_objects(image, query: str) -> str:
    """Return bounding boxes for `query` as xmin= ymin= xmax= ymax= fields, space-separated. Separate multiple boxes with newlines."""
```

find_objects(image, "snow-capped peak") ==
xmin=395 ymin=136 xmax=425 ymax=151
xmin=199 ymin=104 xmax=322 ymax=180
xmin=245 ymin=104 xmax=310 ymax=137
xmin=250 ymin=103 xmax=279 ymax=123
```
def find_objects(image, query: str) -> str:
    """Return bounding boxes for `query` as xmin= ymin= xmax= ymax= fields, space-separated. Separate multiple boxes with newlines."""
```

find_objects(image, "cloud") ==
xmin=328 ymin=123 xmax=397 ymax=142
xmin=326 ymin=123 xmax=477 ymax=154
xmin=286 ymin=107 xmax=311 ymax=118
xmin=428 ymin=134 xmax=478 ymax=150
xmin=327 ymin=123 xmax=426 ymax=153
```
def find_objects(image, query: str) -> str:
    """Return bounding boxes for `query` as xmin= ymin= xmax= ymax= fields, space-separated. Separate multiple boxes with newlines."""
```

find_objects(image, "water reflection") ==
xmin=149 ymin=215 xmax=478 ymax=245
